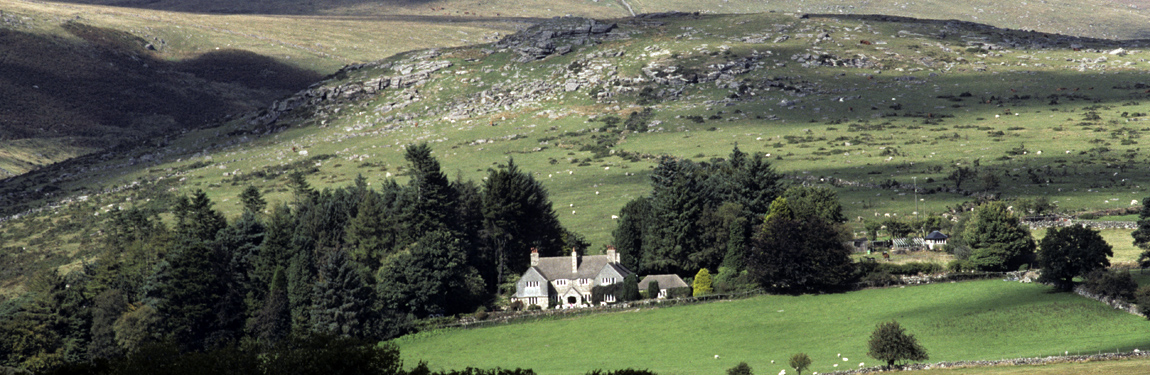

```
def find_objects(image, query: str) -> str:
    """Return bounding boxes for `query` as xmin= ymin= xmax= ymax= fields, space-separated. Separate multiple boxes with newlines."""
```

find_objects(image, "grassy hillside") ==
xmin=47 ymin=0 xmax=1150 ymax=40
xmin=0 ymin=0 xmax=531 ymax=175
xmin=392 ymin=279 xmax=1150 ymax=374
xmin=2 ymin=11 xmax=1150 ymax=292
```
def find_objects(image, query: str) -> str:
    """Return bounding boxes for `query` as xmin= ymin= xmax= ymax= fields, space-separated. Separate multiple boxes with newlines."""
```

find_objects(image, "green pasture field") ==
xmin=392 ymin=279 xmax=1150 ymax=375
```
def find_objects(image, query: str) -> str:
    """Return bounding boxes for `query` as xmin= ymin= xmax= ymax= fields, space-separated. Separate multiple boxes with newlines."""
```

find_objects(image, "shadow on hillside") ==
xmin=0 ymin=23 xmax=322 ymax=147
xmin=43 ymin=0 xmax=479 ymax=16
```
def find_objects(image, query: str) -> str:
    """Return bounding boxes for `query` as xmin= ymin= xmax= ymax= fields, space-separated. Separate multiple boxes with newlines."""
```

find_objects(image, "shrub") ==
xmin=585 ymin=369 xmax=657 ymax=375
xmin=1136 ymin=286 xmax=1150 ymax=319
xmin=666 ymin=287 xmax=692 ymax=299
xmin=860 ymin=270 xmax=898 ymax=287
xmin=1084 ymin=269 xmax=1137 ymax=302
xmin=527 ymin=305 xmax=542 ymax=311
xmin=727 ymin=362 xmax=753 ymax=375
xmin=693 ymin=269 xmax=714 ymax=296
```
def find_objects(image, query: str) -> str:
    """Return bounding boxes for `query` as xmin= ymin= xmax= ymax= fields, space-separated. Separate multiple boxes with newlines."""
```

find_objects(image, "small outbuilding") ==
xmin=924 ymin=230 xmax=949 ymax=250
xmin=637 ymin=274 xmax=689 ymax=299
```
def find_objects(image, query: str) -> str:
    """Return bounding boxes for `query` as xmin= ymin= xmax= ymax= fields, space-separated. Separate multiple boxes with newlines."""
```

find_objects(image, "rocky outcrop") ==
xmin=249 ymin=58 xmax=452 ymax=127
xmin=493 ymin=17 xmax=617 ymax=62
xmin=791 ymin=52 xmax=880 ymax=69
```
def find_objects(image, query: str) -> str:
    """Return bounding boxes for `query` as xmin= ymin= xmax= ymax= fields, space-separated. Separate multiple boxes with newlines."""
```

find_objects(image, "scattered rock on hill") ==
xmin=493 ymin=17 xmax=617 ymax=62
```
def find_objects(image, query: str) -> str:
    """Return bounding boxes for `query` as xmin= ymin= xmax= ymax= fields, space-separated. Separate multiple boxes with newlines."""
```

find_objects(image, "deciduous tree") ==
xmin=867 ymin=320 xmax=928 ymax=368
xmin=789 ymin=353 xmax=812 ymax=375
xmin=1038 ymin=225 xmax=1112 ymax=290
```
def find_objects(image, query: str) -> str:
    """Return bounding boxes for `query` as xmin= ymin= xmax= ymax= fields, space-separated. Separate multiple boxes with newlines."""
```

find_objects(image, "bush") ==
xmin=878 ymin=262 xmax=943 ymax=275
xmin=726 ymin=362 xmax=752 ymax=375
xmin=527 ymin=304 xmax=542 ymax=311
xmin=585 ymin=369 xmax=657 ymax=375
xmin=1136 ymin=286 xmax=1150 ymax=318
xmin=860 ymin=270 xmax=898 ymax=287
xmin=666 ymin=287 xmax=692 ymax=299
xmin=1084 ymin=269 xmax=1137 ymax=302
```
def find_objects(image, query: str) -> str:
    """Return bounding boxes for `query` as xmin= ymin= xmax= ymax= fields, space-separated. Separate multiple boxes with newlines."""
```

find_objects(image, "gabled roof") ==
xmin=534 ymin=254 xmax=616 ymax=280
xmin=925 ymin=230 xmax=949 ymax=240
xmin=638 ymin=274 xmax=689 ymax=290
xmin=601 ymin=263 xmax=635 ymax=278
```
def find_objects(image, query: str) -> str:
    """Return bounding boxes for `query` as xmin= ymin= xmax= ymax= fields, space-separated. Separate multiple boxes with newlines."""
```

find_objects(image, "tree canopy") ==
xmin=1037 ymin=225 xmax=1112 ymax=290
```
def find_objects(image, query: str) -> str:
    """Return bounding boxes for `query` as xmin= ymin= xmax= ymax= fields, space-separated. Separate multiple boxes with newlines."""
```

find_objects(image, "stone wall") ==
xmin=823 ymin=351 xmax=1150 ymax=374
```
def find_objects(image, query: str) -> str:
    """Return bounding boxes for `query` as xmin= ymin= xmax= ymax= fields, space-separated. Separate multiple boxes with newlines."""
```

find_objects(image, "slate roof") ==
xmin=534 ymin=254 xmax=619 ymax=280
xmin=925 ymin=230 xmax=949 ymax=240
xmin=638 ymin=274 xmax=689 ymax=290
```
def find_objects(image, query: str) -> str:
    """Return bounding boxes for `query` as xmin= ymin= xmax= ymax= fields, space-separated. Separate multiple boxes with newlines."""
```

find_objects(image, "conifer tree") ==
xmin=612 ymin=197 xmax=651 ymax=272
xmin=481 ymin=158 xmax=567 ymax=285
xmin=692 ymin=268 xmax=713 ymax=296
xmin=240 ymin=185 xmax=267 ymax=214
xmin=171 ymin=189 xmax=227 ymax=243
xmin=404 ymin=143 xmax=458 ymax=237
xmin=345 ymin=191 xmax=389 ymax=270
xmin=309 ymin=250 xmax=374 ymax=337
xmin=250 ymin=267 xmax=290 ymax=345
xmin=646 ymin=280 xmax=661 ymax=300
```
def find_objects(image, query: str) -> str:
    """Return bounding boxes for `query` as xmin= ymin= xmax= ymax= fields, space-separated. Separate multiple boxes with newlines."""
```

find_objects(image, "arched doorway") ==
xmin=567 ymin=296 xmax=577 ymax=304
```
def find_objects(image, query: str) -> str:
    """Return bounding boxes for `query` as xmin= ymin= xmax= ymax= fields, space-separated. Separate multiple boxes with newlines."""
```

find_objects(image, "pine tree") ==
xmin=1132 ymin=197 xmax=1150 ymax=268
xmin=309 ymin=251 xmax=375 ymax=337
xmin=345 ymin=191 xmax=389 ymax=270
xmin=146 ymin=239 xmax=225 ymax=351
xmin=376 ymin=230 xmax=483 ymax=317
xmin=481 ymin=158 xmax=567 ymax=285
xmin=88 ymin=289 xmax=126 ymax=360
xmin=250 ymin=267 xmax=290 ymax=345
xmin=643 ymin=156 xmax=706 ymax=275
xmin=404 ymin=143 xmax=458 ymax=237
xmin=171 ymin=189 xmax=227 ymax=243
xmin=612 ymin=197 xmax=651 ymax=273
xmin=285 ymin=248 xmax=315 ymax=335
xmin=240 ymin=185 xmax=267 ymax=214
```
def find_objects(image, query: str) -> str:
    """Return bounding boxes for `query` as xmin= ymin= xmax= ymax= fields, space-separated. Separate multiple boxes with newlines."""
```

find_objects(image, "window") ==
xmin=555 ymin=279 xmax=567 ymax=286
xmin=525 ymin=281 xmax=539 ymax=288
xmin=579 ymin=278 xmax=590 ymax=285
xmin=658 ymin=290 xmax=667 ymax=298
xmin=528 ymin=297 xmax=538 ymax=305
xmin=605 ymin=294 xmax=616 ymax=303
xmin=602 ymin=277 xmax=616 ymax=285
xmin=584 ymin=294 xmax=591 ymax=301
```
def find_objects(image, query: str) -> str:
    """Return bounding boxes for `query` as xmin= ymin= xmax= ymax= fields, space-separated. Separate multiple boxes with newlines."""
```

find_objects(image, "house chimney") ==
xmin=530 ymin=248 xmax=539 ymax=267
xmin=607 ymin=245 xmax=618 ymax=263
xmin=571 ymin=248 xmax=578 ymax=273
